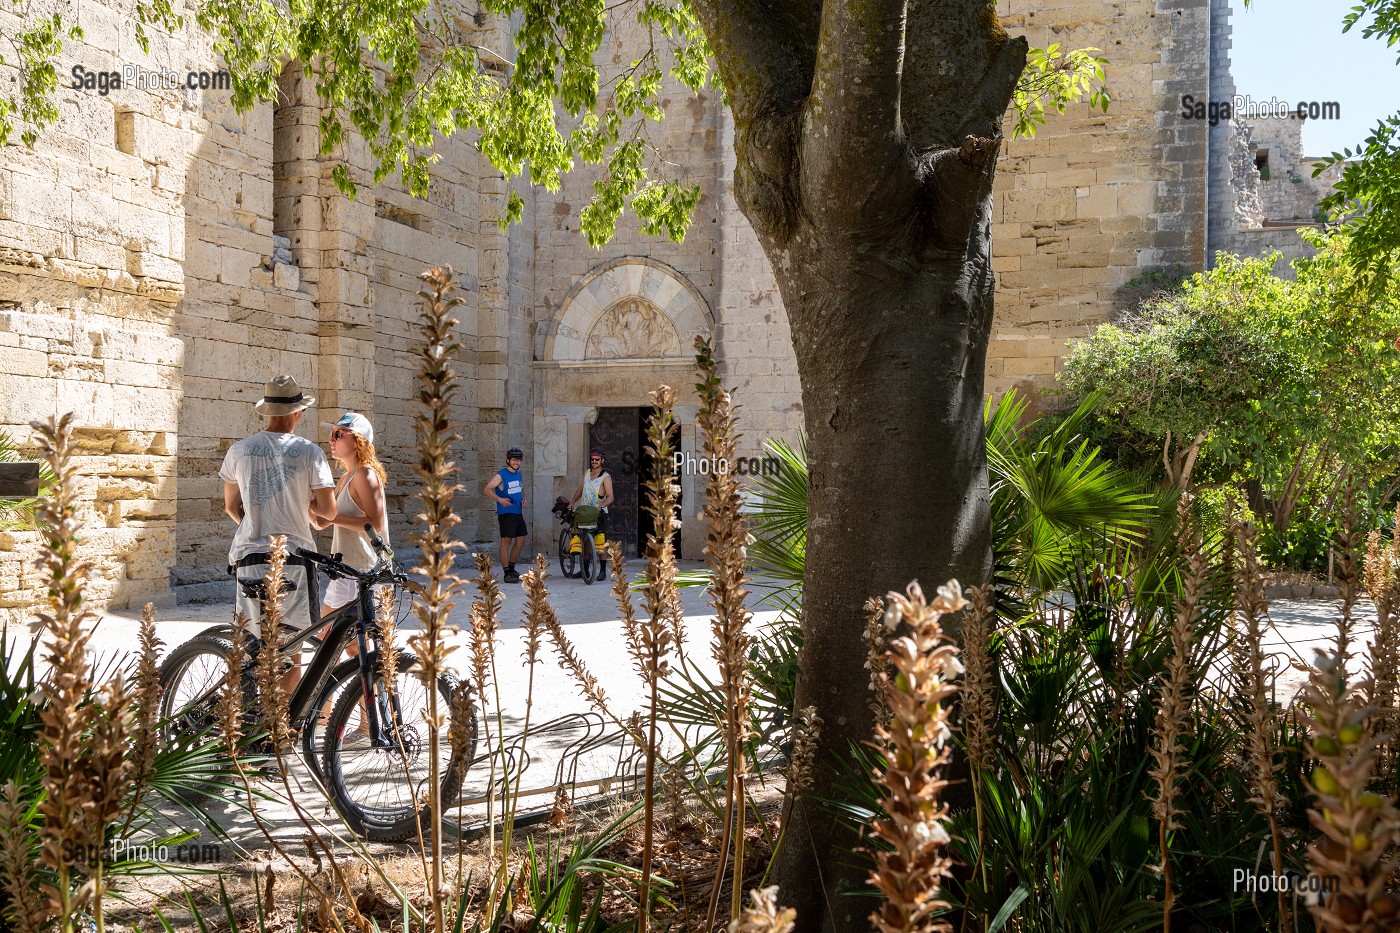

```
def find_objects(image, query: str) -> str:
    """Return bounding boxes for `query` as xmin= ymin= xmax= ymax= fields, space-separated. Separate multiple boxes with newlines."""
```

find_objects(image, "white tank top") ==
xmin=582 ymin=471 xmax=608 ymax=510
xmin=331 ymin=467 xmax=387 ymax=571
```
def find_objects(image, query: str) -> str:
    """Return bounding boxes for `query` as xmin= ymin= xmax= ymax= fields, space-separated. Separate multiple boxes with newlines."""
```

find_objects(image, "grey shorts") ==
xmin=232 ymin=556 xmax=319 ymax=639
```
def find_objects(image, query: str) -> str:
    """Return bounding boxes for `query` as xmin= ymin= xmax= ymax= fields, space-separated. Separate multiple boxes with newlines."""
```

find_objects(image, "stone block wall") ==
xmin=987 ymin=0 xmax=1213 ymax=399
xmin=1247 ymin=116 xmax=1332 ymax=223
xmin=1 ymin=1 xmax=495 ymax=612
xmin=1206 ymin=0 xmax=1239 ymax=265
xmin=1 ymin=0 xmax=1261 ymax=611
xmin=0 ymin=0 xmax=189 ymax=621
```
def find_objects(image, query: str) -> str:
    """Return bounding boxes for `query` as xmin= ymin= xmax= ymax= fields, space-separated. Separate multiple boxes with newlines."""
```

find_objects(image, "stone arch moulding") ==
xmin=543 ymin=257 xmax=714 ymax=362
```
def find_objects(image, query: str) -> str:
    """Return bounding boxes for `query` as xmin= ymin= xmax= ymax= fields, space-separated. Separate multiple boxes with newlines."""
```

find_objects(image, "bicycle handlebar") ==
xmin=365 ymin=523 xmax=393 ymax=560
xmin=295 ymin=545 xmax=408 ymax=588
xmin=295 ymin=546 xmax=342 ymax=568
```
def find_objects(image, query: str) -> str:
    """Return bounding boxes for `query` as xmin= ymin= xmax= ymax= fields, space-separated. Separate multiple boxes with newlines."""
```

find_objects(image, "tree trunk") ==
xmin=682 ymin=1 xmax=1027 ymax=928
xmin=740 ymin=106 xmax=1010 ymax=933
xmin=769 ymin=251 xmax=996 ymax=931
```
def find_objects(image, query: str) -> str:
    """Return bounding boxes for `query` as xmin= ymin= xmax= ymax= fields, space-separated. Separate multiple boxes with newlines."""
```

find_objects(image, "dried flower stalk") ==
xmin=609 ymin=539 xmax=644 ymax=665
xmin=118 ymin=602 xmax=162 ymax=845
xmin=502 ymin=555 xmax=555 ymax=903
xmin=662 ymin=761 xmax=690 ymax=836
xmin=1362 ymin=518 xmax=1400 ymax=726
xmin=639 ymin=385 xmax=681 ymax=933
xmin=469 ymin=550 xmax=505 ymax=902
xmin=694 ymin=338 xmax=760 ymax=927
xmin=1334 ymin=485 xmax=1364 ymax=665
xmin=31 ymin=414 xmax=134 ymax=933
xmin=376 ymin=583 xmax=402 ymax=689
xmin=867 ymin=580 xmax=965 ymax=933
xmin=252 ymin=538 xmax=294 ymax=757
xmin=864 ymin=596 xmax=891 ymax=723
xmin=407 ymin=265 xmax=471 ymax=933
xmin=786 ymin=706 xmax=821 ymax=798
xmin=1232 ymin=517 xmax=1289 ymax=929
xmin=1303 ymin=650 xmax=1400 ymax=931
xmin=219 ymin=612 xmax=250 ymax=760
xmin=470 ymin=552 xmax=501 ymax=701
xmin=540 ymin=580 xmax=639 ymax=742
xmin=728 ymin=886 xmax=796 ymax=933
xmin=961 ymin=585 xmax=997 ymax=776
xmin=962 ymin=583 xmax=997 ymax=902
xmin=1148 ymin=549 xmax=1204 ymax=933
xmin=0 ymin=781 xmax=44 ymax=933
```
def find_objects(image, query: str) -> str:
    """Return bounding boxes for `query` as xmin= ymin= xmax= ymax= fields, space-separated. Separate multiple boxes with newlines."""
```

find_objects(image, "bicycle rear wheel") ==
xmin=157 ymin=633 xmax=255 ymax=800
xmin=158 ymin=633 xmax=243 ymax=746
xmin=558 ymin=526 xmax=580 ymax=579
xmin=322 ymin=652 xmax=478 ymax=842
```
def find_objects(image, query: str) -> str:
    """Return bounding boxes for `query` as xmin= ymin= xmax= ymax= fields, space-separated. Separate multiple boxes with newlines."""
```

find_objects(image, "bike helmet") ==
xmin=589 ymin=447 xmax=605 ymax=459
xmin=507 ymin=447 xmax=523 ymax=459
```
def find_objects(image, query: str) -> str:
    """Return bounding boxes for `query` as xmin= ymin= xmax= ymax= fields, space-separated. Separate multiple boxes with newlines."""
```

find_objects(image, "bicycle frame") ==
xmin=289 ymin=549 xmax=405 ymax=749
xmin=193 ymin=548 xmax=404 ymax=754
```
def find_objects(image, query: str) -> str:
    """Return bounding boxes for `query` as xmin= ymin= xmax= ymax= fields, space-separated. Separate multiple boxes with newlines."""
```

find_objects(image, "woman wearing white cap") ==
xmin=312 ymin=412 xmax=390 ymax=618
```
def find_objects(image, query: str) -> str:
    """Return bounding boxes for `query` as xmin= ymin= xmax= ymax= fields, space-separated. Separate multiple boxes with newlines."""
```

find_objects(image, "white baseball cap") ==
xmin=327 ymin=411 xmax=374 ymax=445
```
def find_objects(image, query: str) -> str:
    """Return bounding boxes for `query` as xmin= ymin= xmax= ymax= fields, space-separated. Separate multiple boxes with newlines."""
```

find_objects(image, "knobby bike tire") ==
xmin=157 ymin=633 xmax=249 ymax=801
xmin=558 ymin=526 xmax=580 ymax=579
xmin=158 ymin=631 xmax=367 ymax=793
xmin=321 ymin=651 xmax=479 ymax=842
xmin=581 ymin=531 xmax=595 ymax=585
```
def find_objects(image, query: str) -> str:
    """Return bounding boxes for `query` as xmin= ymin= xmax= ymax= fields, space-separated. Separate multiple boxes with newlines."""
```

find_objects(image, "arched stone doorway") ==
xmin=532 ymin=258 xmax=713 ymax=560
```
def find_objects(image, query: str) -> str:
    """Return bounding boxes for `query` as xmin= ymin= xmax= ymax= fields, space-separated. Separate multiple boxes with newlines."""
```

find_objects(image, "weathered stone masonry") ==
xmin=0 ymin=0 xmax=1317 ymax=617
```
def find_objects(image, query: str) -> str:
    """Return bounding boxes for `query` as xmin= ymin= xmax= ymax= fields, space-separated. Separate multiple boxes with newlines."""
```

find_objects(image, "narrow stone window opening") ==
xmin=271 ymin=65 xmax=303 ymax=266
xmin=114 ymin=108 xmax=136 ymax=155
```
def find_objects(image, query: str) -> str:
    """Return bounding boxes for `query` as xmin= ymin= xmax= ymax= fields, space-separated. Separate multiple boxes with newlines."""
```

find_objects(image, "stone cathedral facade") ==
xmin=0 ymin=0 xmax=1323 ymax=619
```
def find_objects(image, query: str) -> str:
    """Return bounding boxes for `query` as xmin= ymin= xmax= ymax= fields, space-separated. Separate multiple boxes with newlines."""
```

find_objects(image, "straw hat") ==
xmin=254 ymin=375 xmax=316 ymax=416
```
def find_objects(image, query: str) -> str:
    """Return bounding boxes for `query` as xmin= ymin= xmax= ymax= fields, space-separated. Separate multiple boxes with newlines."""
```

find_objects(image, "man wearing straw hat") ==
xmin=220 ymin=375 xmax=337 ymax=636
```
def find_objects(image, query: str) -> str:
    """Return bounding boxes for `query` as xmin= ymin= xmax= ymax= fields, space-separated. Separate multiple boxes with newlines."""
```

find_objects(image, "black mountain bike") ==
xmin=157 ymin=528 xmax=479 ymax=842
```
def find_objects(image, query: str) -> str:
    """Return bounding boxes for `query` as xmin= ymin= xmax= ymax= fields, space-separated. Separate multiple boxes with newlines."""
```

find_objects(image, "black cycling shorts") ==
xmin=498 ymin=513 xmax=528 ymax=538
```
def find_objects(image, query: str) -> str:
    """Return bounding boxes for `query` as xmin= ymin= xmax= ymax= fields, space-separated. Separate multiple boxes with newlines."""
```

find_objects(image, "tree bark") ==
xmin=772 ymin=258 xmax=999 ymax=932
xmin=685 ymin=0 xmax=1026 ymax=929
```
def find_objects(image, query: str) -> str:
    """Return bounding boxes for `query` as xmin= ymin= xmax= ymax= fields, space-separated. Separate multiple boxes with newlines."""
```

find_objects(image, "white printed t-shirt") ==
xmin=219 ymin=431 xmax=334 ymax=562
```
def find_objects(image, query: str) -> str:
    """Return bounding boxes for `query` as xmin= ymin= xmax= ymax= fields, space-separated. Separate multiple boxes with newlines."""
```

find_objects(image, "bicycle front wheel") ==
xmin=322 ymin=652 xmax=478 ymax=842
xmin=580 ymin=530 xmax=596 ymax=585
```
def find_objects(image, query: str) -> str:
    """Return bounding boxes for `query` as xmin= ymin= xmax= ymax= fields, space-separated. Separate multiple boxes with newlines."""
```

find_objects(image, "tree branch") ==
xmin=689 ymin=0 xmax=816 ymax=130
xmin=903 ymin=0 xmax=1024 ymax=148
xmin=801 ymin=0 xmax=910 ymax=192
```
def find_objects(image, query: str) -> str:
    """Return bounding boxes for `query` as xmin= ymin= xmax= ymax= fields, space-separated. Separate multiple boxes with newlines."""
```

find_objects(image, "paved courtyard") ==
xmin=4 ymin=553 xmax=1379 ymax=858
xmin=66 ymin=555 xmax=766 ymax=855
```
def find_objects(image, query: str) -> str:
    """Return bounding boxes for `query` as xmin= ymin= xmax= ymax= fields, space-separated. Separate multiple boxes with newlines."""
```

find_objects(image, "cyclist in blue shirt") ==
xmin=484 ymin=447 xmax=528 ymax=583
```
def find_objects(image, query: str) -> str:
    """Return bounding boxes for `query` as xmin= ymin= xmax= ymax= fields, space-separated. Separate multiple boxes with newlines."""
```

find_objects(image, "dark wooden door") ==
xmin=590 ymin=408 xmax=641 ymax=558
xmin=637 ymin=406 xmax=682 ymax=559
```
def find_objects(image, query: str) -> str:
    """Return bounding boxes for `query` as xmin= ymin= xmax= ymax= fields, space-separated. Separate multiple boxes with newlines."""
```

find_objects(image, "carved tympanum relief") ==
xmin=584 ymin=297 xmax=683 ymax=359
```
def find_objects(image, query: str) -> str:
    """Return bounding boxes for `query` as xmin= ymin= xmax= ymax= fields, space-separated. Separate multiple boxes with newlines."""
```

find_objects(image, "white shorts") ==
xmin=324 ymin=575 xmax=357 ymax=610
xmin=323 ymin=575 xmax=392 ymax=612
